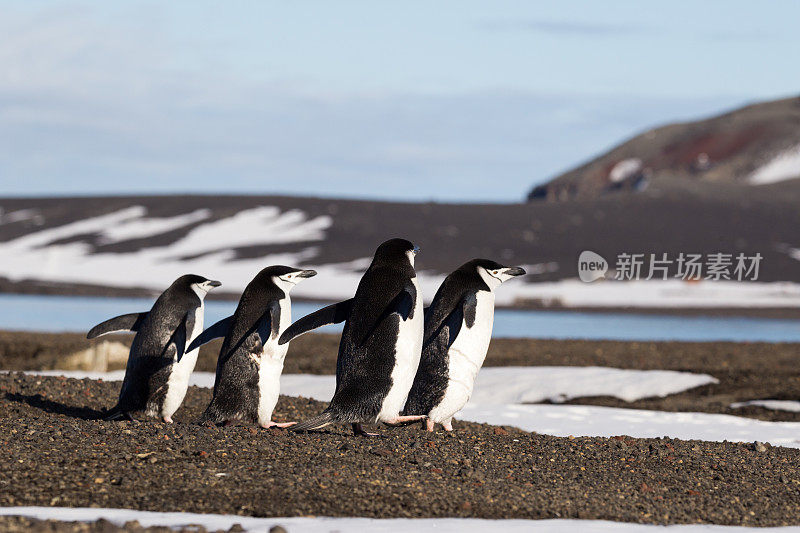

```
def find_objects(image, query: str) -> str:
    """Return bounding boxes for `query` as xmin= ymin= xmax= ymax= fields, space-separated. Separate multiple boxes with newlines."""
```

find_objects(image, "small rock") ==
xmin=269 ymin=526 xmax=288 ymax=533
xmin=95 ymin=518 xmax=116 ymax=531
xmin=493 ymin=427 xmax=508 ymax=436
xmin=754 ymin=441 xmax=768 ymax=453
xmin=371 ymin=447 xmax=392 ymax=457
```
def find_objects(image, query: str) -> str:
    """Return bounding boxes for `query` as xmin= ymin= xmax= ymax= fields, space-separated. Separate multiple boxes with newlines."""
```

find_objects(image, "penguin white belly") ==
xmin=161 ymin=303 xmax=204 ymax=420
xmin=378 ymin=277 xmax=424 ymax=422
xmin=429 ymin=291 xmax=495 ymax=423
xmin=257 ymin=298 xmax=291 ymax=425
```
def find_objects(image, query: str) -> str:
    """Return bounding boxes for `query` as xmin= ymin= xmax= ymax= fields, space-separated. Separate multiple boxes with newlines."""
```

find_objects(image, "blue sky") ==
xmin=1 ymin=1 xmax=799 ymax=202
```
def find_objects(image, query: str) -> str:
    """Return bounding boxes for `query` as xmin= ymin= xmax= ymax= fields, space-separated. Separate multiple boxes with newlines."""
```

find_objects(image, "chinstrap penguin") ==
xmin=404 ymin=259 xmax=525 ymax=431
xmin=279 ymin=238 xmax=426 ymax=436
xmin=87 ymin=274 xmax=221 ymax=422
xmin=188 ymin=266 xmax=316 ymax=428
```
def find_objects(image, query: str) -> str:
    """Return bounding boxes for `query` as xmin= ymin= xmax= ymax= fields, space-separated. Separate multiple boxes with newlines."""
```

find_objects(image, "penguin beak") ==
xmin=298 ymin=270 xmax=317 ymax=278
xmin=504 ymin=267 xmax=526 ymax=277
xmin=412 ymin=245 xmax=420 ymax=255
xmin=208 ymin=280 xmax=222 ymax=288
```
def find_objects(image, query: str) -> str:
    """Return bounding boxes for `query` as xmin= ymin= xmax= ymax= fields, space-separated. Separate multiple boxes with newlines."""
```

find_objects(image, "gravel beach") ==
xmin=2 ymin=372 xmax=800 ymax=527
xmin=2 ymin=331 xmax=798 ymax=421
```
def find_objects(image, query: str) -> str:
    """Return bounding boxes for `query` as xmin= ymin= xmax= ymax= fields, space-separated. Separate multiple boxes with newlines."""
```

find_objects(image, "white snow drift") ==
xmin=27 ymin=366 xmax=716 ymax=406
xmin=749 ymin=143 xmax=800 ymax=185
xmin=1 ymin=205 xmax=800 ymax=308
xmin=504 ymin=278 xmax=800 ymax=309
xmin=24 ymin=367 xmax=800 ymax=449
xmin=731 ymin=400 xmax=800 ymax=413
xmin=3 ymin=507 xmax=799 ymax=533
xmin=0 ymin=205 xmax=337 ymax=295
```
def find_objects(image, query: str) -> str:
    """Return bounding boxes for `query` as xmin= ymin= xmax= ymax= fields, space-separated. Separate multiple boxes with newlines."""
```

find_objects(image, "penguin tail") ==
xmin=291 ymin=411 xmax=336 ymax=432
xmin=196 ymin=404 xmax=226 ymax=427
xmin=103 ymin=405 xmax=132 ymax=422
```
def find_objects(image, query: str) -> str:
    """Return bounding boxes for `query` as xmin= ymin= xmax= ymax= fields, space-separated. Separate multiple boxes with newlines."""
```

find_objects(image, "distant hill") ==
xmin=528 ymin=96 xmax=800 ymax=201
xmin=0 ymin=192 xmax=799 ymax=313
xmin=2 ymin=99 xmax=800 ymax=312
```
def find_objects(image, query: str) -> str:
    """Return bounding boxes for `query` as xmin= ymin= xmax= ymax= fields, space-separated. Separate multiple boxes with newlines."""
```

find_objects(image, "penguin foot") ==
xmin=383 ymin=415 xmax=427 ymax=426
xmin=352 ymin=423 xmax=382 ymax=437
xmin=163 ymin=416 xmax=174 ymax=424
xmin=425 ymin=419 xmax=435 ymax=432
xmin=442 ymin=420 xmax=453 ymax=432
xmin=261 ymin=421 xmax=296 ymax=429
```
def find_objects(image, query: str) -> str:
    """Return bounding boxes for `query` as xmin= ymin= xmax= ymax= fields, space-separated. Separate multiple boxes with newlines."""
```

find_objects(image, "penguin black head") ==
xmin=460 ymin=259 xmax=526 ymax=291
xmin=254 ymin=265 xmax=317 ymax=293
xmin=373 ymin=238 xmax=420 ymax=268
xmin=174 ymin=274 xmax=222 ymax=299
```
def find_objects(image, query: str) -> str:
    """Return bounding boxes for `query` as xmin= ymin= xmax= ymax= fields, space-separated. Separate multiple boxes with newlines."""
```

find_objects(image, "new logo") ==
xmin=578 ymin=251 xmax=608 ymax=283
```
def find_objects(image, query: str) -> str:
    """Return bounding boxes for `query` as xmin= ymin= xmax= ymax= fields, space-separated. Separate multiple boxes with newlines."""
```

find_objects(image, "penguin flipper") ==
xmin=260 ymin=300 xmax=281 ymax=342
xmin=406 ymin=304 xmax=464 ymax=416
xmin=222 ymin=301 xmax=280 ymax=365
xmin=423 ymin=293 xmax=476 ymax=350
xmin=87 ymin=312 xmax=148 ymax=339
xmin=291 ymin=411 xmax=335 ymax=432
xmin=161 ymin=312 xmax=193 ymax=363
xmin=186 ymin=316 xmax=233 ymax=352
xmin=357 ymin=281 xmax=417 ymax=347
xmin=278 ymin=299 xmax=353 ymax=345
xmin=462 ymin=292 xmax=477 ymax=328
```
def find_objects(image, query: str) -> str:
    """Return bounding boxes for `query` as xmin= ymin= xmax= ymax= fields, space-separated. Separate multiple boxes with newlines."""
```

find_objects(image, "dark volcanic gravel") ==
xmin=3 ymin=331 xmax=799 ymax=421
xmin=0 ymin=516 xmax=236 ymax=532
xmin=2 ymin=373 xmax=800 ymax=526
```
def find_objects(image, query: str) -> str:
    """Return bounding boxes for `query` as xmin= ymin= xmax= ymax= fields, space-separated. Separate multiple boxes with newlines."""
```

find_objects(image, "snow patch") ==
xmin=98 ymin=209 xmax=211 ymax=244
xmin=0 ymin=206 xmax=799 ymax=310
xmin=501 ymin=278 xmax=800 ymax=308
xmin=459 ymin=403 xmax=800 ymax=448
xmin=0 ymin=208 xmax=42 ymax=225
xmin=731 ymin=400 xmax=800 ymax=413
xmin=25 ymin=368 xmax=800 ymax=448
xmin=749 ymin=144 xmax=800 ymax=185
xmin=0 ymin=206 xmax=335 ymax=294
xmin=609 ymin=158 xmax=642 ymax=183
xmin=26 ymin=367 xmax=715 ymax=405
xmin=469 ymin=366 xmax=716 ymax=404
xmin=5 ymin=507 xmax=800 ymax=533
